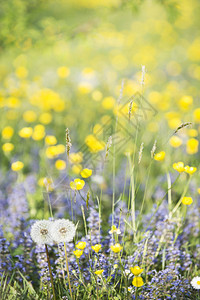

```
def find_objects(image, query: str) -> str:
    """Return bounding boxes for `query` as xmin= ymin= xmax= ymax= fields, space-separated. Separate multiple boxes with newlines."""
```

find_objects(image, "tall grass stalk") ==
xmin=63 ymin=242 xmax=73 ymax=300
xmin=45 ymin=244 xmax=56 ymax=300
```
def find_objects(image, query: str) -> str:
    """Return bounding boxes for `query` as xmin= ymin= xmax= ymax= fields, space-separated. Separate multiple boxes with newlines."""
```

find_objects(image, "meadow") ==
xmin=0 ymin=0 xmax=200 ymax=299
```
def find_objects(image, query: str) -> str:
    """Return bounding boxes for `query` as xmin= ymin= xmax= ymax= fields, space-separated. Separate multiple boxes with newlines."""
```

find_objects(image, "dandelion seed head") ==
xmin=50 ymin=219 xmax=76 ymax=243
xmin=30 ymin=220 xmax=52 ymax=245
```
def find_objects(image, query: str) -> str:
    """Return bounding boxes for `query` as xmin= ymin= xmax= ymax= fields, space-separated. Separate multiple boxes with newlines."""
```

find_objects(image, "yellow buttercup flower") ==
xmin=132 ymin=276 xmax=144 ymax=287
xmin=130 ymin=266 xmax=143 ymax=276
xmin=102 ymin=96 xmax=115 ymax=110
xmin=187 ymin=129 xmax=198 ymax=137
xmin=186 ymin=138 xmax=199 ymax=154
xmin=72 ymin=164 xmax=82 ymax=174
xmin=2 ymin=143 xmax=14 ymax=152
xmin=76 ymin=241 xmax=86 ymax=250
xmin=2 ymin=126 xmax=14 ymax=139
xmin=11 ymin=161 xmax=24 ymax=171
xmin=69 ymin=152 xmax=83 ymax=164
xmin=73 ymin=250 xmax=83 ymax=259
xmin=197 ymin=188 xmax=200 ymax=194
xmin=55 ymin=160 xmax=66 ymax=170
xmin=173 ymin=162 xmax=185 ymax=173
xmin=45 ymin=135 xmax=57 ymax=145
xmin=57 ymin=66 xmax=70 ymax=78
xmin=15 ymin=66 xmax=28 ymax=78
xmin=39 ymin=112 xmax=52 ymax=124
xmin=169 ymin=136 xmax=182 ymax=148
xmin=178 ymin=95 xmax=193 ymax=110
xmin=182 ymin=197 xmax=193 ymax=205
xmin=85 ymin=135 xmax=105 ymax=153
xmin=154 ymin=151 xmax=165 ymax=161
xmin=19 ymin=127 xmax=33 ymax=139
xmin=91 ymin=244 xmax=102 ymax=253
xmin=80 ymin=168 xmax=92 ymax=178
xmin=110 ymin=243 xmax=123 ymax=253
xmin=194 ymin=108 xmax=200 ymax=123
xmin=184 ymin=166 xmax=197 ymax=175
xmin=32 ymin=124 xmax=45 ymax=141
xmin=70 ymin=179 xmax=85 ymax=190
xmin=95 ymin=270 xmax=104 ymax=276
xmin=23 ymin=110 xmax=37 ymax=123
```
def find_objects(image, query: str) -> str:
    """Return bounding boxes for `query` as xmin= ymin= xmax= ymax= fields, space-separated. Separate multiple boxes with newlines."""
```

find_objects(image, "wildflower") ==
xmin=173 ymin=162 xmax=185 ymax=173
xmin=73 ymin=250 xmax=83 ymax=259
xmin=182 ymin=197 xmax=193 ymax=205
xmin=85 ymin=135 xmax=105 ymax=153
xmin=197 ymin=188 xmax=200 ymax=194
xmin=32 ymin=124 xmax=45 ymax=141
xmin=110 ymin=243 xmax=123 ymax=253
xmin=80 ymin=168 xmax=92 ymax=178
xmin=11 ymin=161 xmax=24 ymax=171
xmin=23 ymin=110 xmax=37 ymax=123
xmin=130 ymin=266 xmax=143 ymax=276
xmin=2 ymin=126 xmax=14 ymax=139
xmin=191 ymin=277 xmax=200 ymax=289
xmin=102 ymin=96 xmax=115 ymax=110
xmin=193 ymin=108 xmax=200 ymax=123
xmin=55 ymin=160 xmax=66 ymax=170
xmin=50 ymin=219 xmax=76 ymax=243
xmin=186 ymin=138 xmax=199 ymax=154
xmin=18 ymin=127 xmax=33 ymax=138
xmin=95 ymin=269 xmax=104 ymax=276
xmin=184 ymin=165 xmax=197 ymax=175
xmin=39 ymin=112 xmax=52 ymax=124
xmin=154 ymin=151 xmax=165 ymax=161
xmin=69 ymin=152 xmax=83 ymax=164
xmin=2 ymin=143 xmax=14 ymax=152
xmin=178 ymin=95 xmax=193 ymax=110
xmin=30 ymin=220 xmax=52 ymax=245
xmin=109 ymin=225 xmax=121 ymax=235
xmin=169 ymin=136 xmax=182 ymax=148
xmin=76 ymin=241 xmax=86 ymax=250
xmin=91 ymin=244 xmax=102 ymax=253
xmin=15 ymin=66 xmax=28 ymax=78
xmin=42 ymin=177 xmax=54 ymax=192
xmin=72 ymin=164 xmax=82 ymax=174
xmin=70 ymin=178 xmax=85 ymax=190
xmin=45 ymin=135 xmax=57 ymax=145
xmin=187 ymin=129 xmax=198 ymax=137
xmin=132 ymin=276 xmax=144 ymax=287
xmin=57 ymin=66 xmax=70 ymax=78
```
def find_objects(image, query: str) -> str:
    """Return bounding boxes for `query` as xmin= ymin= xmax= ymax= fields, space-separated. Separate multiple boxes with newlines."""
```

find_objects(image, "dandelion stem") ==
xmin=45 ymin=244 xmax=56 ymax=300
xmin=64 ymin=242 xmax=73 ymax=300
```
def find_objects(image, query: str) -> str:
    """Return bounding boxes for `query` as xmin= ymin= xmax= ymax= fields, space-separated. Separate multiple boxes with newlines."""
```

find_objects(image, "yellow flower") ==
xmin=102 ymin=96 xmax=115 ymax=110
xmin=11 ymin=161 xmax=24 ymax=171
xmin=178 ymin=96 xmax=193 ymax=110
xmin=73 ymin=250 xmax=83 ymax=258
xmin=39 ymin=112 xmax=52 ymax=124
xmin=173 ymin=162 xmax=185 ymax=173
xmin=194 ymin=108 xmax=200 ymax=123
xmin=45 ymin=135 xmax=57 ymax=145
xmin=110 ymin=243 xmax=123 ymax=253
xmin=2 ymin=143 xmax=14 ymax=152
xmin=186 ymin=138 xmax=199 ymax=154
xmin=130 ymin=266 xmax=143 ymax=276
xmin=80 ymin=168 xmax=92 ymax=178
xmin=72 ymin=164 xmax=82 ymax=174
xmin=32 ymin=124 xmax=45 ymax=141
xmin=57 ymin=66 xmax=70 ymax=78
xmin=109 ymin=225 xmax=121 ymax=235
xmin=19 ymin=127 xmax=33 ymax=138
xmin=91 ymin=244 xmax=102 ymax=253
xmin=85 ymin=135 xmax=105 ymax=153
xmin=55 ymin=160 xmax=66 ymax=170
xmin=132 ymin=276 xmax=144 ymax=287
xmin=23 ymin=110 xmax=37 ymax=123
xmin=187 ymin=129 xmax=198 ymax=137
xmin=154 ymin=151 xmax=165 ymax=161
xmin=197 ymin=188 xmax=200 ymax=194
xmin=92 ymin=90 xmax=102 ymax=101
xmin=2 ymin=126 xmax=14 ymax=139
xmin=76 ymin=241 xmax=86 ymax=250
xmin=182 ymin=197 xmax=193 ymax=205
xmin=95 ymin=269 xmax=104 ymax=276
xmin=70 ymin=179 xmax=85 ymax=190
xmin=184 ymin=166 xmax=197 ymax=175
xmin=69 ymin=152 xmax=83 ymax=164
xmin=15 ymin=66 xmax=28 ymax=78
xmin=38 ymin=177 xmax=54 ymax=191
xmin=169 ymin=136 xmax=182 ymax=148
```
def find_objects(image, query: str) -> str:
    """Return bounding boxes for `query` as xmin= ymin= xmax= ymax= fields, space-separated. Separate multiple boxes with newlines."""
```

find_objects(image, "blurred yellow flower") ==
xmin=55 ymin=160 xmax=66 ymax=170
xmin=92 ymin=90 xmax=102 ymax=101
xmin=110 ymin=243 xmax=123 ymax=253
xmin=23 ymin=110 xmax=37 ymax=123
xmin=73 ymin=250 xmax=83 ymax=258
xmin=19 ymin=127 xmax=33 ymax=138
xmin=102 ymin=96 xmax=115 ymax=109
xmin=91 ymin=244 xmax=102 ymax=253
xmin=76 ymin=241 xmax=86 ymax=250
xmin=70 ymin=178 xmax=85 ymax=190
xmin=2 ymin=143 xmax=14 ymax=152
xmin=173 ymin=162 xmax=185 ymax=173
xmin=186 ymin=138 xmax=199 ymax=154
xmin=7 ymin=97 xmax=21 ymax=108
xmin=182 ymin=197 xmax=193 ymax=205
xmin=187 ymin=129 xmax=198 ymax=137
xmin=130 ymin=266 xmax=143 ymax=276
xmin=197 ymin=188 xmax=200 ymax=194
xmin=38 ymin=177 xmax=54 ymax=191
xmin=45 ymin=135 xmax=57 ymax=145
xmin=95 ymin=270 xmax=104 ymax=276
xmin=11 ymin=161 xmax=24 ymax=171
xmin=39 ymin=112 xmax=52 ymax=124
xmin=184 ymin=166 xmax=197 ymax=175
xmin=80 ymin=168 xmax=92 ymax=178
xmin=57 ymin=66 xmax=70 ymax=78
xmin=78 ymin=82 xmax=92 ymax=94
xmin=132 ymin=276 xmax=144 ymax=287
xmin=2 ymin=126 xmax=14 ymax=139
xmin=169 ymin=136 xmax=182 ymax=148
xmin=15 ymin=66 xmax=28 ymax=78
xmin=32 ymin=124 xmax=46 ymax=141
xmin=194 ymin=108 xmax=200 ymax=123
xmin=154 ymin=151 xmax=165 ymax=161
xmin=85 ymin=135 xmax=105 ymax=153
xmin=178 ymin=96 xmax=193 ymax=110
xmin=69 ymin=152 xmax=83 ymax=164
xmin=72 ymin=164 xmax=82 ymax=174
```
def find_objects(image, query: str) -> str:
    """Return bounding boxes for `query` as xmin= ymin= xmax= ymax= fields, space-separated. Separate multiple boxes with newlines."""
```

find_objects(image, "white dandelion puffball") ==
xmin=50 ymin=219 xmax=76 ymax=243
xmin=30 ymin=220 xmax=53 ymax=245
xmin=191 ymin=276 xmax=200 ymax=289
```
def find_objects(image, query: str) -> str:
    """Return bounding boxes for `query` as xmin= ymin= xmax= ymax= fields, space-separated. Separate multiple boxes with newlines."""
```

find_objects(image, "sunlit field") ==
xmin=1 ymin=0 xmax=200 ymax=299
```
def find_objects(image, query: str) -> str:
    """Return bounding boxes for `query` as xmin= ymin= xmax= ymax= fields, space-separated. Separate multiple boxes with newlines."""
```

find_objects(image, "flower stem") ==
xmin=45 ymin=244 xmax=56 ymax=300
xmin=64 ymin=242 xmax=73 ymax=300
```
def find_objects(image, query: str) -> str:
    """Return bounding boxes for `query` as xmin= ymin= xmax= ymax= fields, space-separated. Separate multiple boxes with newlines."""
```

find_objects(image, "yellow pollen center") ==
xmin=197 ymin=281 xmax=200 ymax=285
